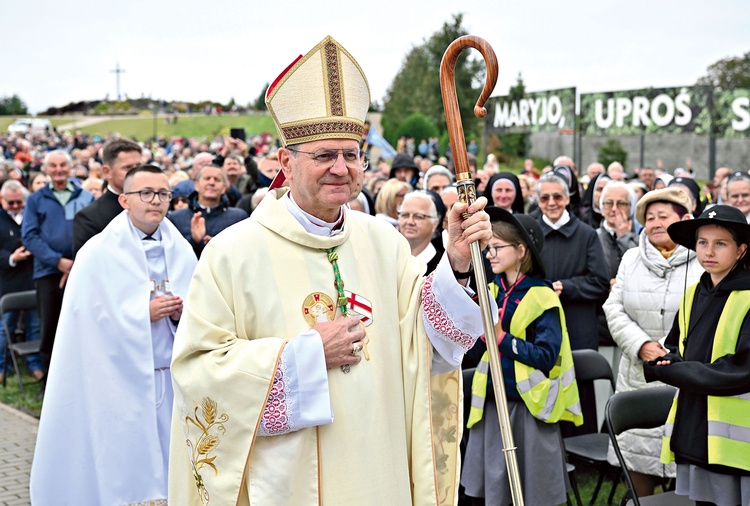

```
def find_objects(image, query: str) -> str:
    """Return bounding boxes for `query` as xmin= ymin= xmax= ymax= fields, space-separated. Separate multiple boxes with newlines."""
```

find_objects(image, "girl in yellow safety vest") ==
xmin=644 ymin=205 xmax=750 ymax=506
xmin=461 ymin=206 xmax=581 ymax=506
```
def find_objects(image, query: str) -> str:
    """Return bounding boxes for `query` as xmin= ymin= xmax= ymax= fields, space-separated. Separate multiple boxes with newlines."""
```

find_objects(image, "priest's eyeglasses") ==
xmin=287 ymin=148 xmax=369 ymax=170
xmin=125 ymin=189 xmax=173 ymax=203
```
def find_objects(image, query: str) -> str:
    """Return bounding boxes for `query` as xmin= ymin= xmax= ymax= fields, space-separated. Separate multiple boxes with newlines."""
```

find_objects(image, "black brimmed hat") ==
xmin=486 ymin=206 xmax=546 ymax=278
xmin=667 ymin=205 xmax=750 ymax=251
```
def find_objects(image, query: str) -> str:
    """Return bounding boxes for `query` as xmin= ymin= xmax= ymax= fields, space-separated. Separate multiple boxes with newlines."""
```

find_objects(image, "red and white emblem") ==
xmin=344 ymin=291 xmax=373 ymax=327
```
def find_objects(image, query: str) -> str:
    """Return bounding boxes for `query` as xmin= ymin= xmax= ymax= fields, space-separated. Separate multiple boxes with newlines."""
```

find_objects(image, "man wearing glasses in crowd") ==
xmin=167 ymin=36 xmax=493 ymax=505
xmin=31 ymin=165 xmax=196 ymax=505
xmin=0 ymin=180 xmax=43 ymax=383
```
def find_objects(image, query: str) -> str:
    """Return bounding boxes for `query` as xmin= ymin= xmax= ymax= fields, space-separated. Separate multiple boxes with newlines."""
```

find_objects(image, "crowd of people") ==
xmin=2 ymin=37 xmax=749 ymax=506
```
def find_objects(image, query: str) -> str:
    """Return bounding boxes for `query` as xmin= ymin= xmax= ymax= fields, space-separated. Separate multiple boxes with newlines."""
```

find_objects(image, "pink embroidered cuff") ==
xmin=422 ymin=272 xmax=475 ymax=351
xmin=258 ymin=356 xmax=294 ymax=436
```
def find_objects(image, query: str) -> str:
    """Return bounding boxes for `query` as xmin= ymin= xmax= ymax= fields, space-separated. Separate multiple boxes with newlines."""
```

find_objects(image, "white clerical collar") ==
xmin=415 ymin=242 xmax=437 ymax=263
xmin=543 ymin=209 xmax=570 ymax=230
xmin=282 ymin=192 xmax=344 ymax=237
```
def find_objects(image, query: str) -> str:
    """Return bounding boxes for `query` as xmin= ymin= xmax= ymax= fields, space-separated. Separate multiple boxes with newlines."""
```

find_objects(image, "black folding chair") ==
xmin=563 ymin=349 xmax=619 ymax=505
xmin=1 ymin=290 xmax=41 ymax=396
xmin=606 ymin=386 xmax=694 ymax=506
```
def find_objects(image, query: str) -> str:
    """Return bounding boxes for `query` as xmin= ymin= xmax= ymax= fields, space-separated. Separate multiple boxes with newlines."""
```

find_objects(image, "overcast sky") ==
xmin=4 ymin=0 xmax=747 ymax=114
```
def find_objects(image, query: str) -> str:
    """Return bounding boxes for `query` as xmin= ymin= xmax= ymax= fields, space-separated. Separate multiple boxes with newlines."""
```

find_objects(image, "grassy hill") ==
xmin=1 ymin=113 xmax=277 ymax=142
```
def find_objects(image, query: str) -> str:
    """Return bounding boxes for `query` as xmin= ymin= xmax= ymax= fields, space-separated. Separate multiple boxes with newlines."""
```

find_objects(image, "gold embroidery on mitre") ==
xmin=324 ymin=39 xmax=343 ymax=117
xmin=264 ymin=35 xmax=370 ymax=146
xmin=303 ymin=292 xmax=336 ymax=326
xmin=184 ymin=397 xmax=229 ymax=505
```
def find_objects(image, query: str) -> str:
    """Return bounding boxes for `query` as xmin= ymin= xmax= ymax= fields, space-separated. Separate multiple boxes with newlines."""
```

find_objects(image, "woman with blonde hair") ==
xmin=374 ymin=179 xmax=411 ymax=228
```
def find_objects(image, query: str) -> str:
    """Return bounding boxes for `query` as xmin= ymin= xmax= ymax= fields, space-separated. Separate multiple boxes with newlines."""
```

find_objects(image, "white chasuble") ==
xmin=169 ymin=189 xmax=465 ymax=506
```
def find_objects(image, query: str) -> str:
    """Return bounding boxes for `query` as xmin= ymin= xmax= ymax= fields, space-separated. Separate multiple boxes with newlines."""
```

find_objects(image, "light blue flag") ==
xmin=366 ymin=124 xmax=397 ymax=159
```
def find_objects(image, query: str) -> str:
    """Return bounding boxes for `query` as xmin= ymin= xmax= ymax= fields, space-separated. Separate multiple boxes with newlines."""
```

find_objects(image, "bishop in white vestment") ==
xmin=168 ymin=36 xmax=494 ymax=506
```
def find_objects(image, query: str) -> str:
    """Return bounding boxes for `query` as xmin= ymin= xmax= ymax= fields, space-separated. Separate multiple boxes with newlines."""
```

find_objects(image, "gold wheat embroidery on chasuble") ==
xmin=184 ymin=397 xmax=229 ymax=505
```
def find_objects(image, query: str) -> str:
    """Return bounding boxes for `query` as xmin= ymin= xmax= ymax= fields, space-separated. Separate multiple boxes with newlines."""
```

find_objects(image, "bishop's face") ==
xmin=280 ymin=139 xmax=363 ymax=223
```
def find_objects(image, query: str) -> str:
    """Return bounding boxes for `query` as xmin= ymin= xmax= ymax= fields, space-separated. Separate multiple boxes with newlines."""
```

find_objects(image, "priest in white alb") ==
xmin=30 ymin=165 xmax=197 ymax=506
xmin=168 ymin=35 xmax=495 ymax=506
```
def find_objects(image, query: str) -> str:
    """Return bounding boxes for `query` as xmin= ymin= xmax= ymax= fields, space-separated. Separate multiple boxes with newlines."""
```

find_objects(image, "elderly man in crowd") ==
xmin=22 ymin=150 xmax=93 ymax=377
xmin=0 ymin=180 xmax=43 ymax=383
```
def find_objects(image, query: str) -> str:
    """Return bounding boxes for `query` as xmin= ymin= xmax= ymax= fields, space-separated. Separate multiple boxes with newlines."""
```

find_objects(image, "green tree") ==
xmin=0 ymin=94 xmax=29 ymax=115
xmin=697 ymin=50 xmax=750 ymax=89
xmin=395 ymin=113 xmax=439 ymax=143
xmin=252 ymin=83 xmax=269 ymax=111
xmin=598 ymin=138 xmax=627 ymax=168
xmin=381 ymin=13 xmax=486 ymax=146
xmin=496 ymin=74 xmax=528 ymax=161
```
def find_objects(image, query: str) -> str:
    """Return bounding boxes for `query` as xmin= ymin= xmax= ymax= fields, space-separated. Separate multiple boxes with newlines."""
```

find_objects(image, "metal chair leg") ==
xmin=10 ymin=348 xmax=25 ymax=396
xmin=568 ymin=467 xmax=583 ymax=506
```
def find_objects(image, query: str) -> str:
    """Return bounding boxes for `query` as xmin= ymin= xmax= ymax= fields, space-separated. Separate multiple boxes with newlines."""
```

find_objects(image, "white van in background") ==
xmin=7 ymin=118 xmax=53 ymax=135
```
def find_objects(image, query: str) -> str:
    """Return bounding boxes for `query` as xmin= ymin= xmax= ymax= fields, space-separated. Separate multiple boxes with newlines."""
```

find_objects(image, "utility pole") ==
xmin=110 ymin=63 xmax=126 ymax=101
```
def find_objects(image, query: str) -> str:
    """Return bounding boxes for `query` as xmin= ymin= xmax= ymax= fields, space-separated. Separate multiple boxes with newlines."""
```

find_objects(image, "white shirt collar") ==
xmin=415 ymin=242 xmax=437 ymax=263
xmin=543 ymin=209 xmax=570 ymax=230
xmin=7 ymin=210 xmax=23 ymax=226
xmin=282 ymin=192 xmax=344 ymax=237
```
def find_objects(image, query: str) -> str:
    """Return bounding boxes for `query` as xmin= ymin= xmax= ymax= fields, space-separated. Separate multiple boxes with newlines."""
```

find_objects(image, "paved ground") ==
xmin=0 ymin=404 xmax=37 ymax=505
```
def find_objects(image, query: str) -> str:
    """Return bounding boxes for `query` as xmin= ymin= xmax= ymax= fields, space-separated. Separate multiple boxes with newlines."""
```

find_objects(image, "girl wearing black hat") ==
xmin=461 ymin=207 xmax=581 ymax=506
xmin=644 ymin=205 xmax=750 ymax=506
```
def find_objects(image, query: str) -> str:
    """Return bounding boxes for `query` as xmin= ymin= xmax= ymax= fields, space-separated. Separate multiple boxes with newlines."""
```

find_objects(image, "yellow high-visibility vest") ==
xmin=661 ymin=285 xmax=750 ymax=471
xmin=468 ymin=284 xmax=582 ymax=428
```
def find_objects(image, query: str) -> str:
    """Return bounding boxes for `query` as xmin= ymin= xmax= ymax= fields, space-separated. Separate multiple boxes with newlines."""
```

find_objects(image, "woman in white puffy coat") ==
xmin=603 ymin=188 xmax=703 ymax=497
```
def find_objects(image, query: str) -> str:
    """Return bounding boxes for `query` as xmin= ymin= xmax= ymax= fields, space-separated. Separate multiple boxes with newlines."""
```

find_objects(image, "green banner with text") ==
xmin=485 ymin=87 xmax=576 ymax=134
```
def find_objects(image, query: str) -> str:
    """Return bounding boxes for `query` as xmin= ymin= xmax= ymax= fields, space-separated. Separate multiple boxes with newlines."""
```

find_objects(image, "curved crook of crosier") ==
xmin=439 ymin=36 xmax=499 ymax=182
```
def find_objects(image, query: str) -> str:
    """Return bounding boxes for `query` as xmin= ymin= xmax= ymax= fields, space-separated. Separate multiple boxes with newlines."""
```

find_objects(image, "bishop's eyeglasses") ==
xmin=287 ymin=147 xmax=369 ymax=170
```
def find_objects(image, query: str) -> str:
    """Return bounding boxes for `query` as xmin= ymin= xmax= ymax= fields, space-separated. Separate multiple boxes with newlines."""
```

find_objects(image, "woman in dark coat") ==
xmin=536 ymin=171 xmax=610 ymax=435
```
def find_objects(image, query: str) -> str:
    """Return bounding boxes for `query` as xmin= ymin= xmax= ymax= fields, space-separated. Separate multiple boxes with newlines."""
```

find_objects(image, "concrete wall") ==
xmin=527 ymin=131 xmax=576 ymax=166
xmin=529 ymin=131 xmax=750 ymax=179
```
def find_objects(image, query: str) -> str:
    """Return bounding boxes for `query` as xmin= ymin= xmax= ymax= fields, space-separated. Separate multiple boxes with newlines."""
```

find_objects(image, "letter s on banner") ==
xmin=674 ymin=90 xmax=692 ymax=127
xmin=732 ymin=97 xmax=750 ymax=132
